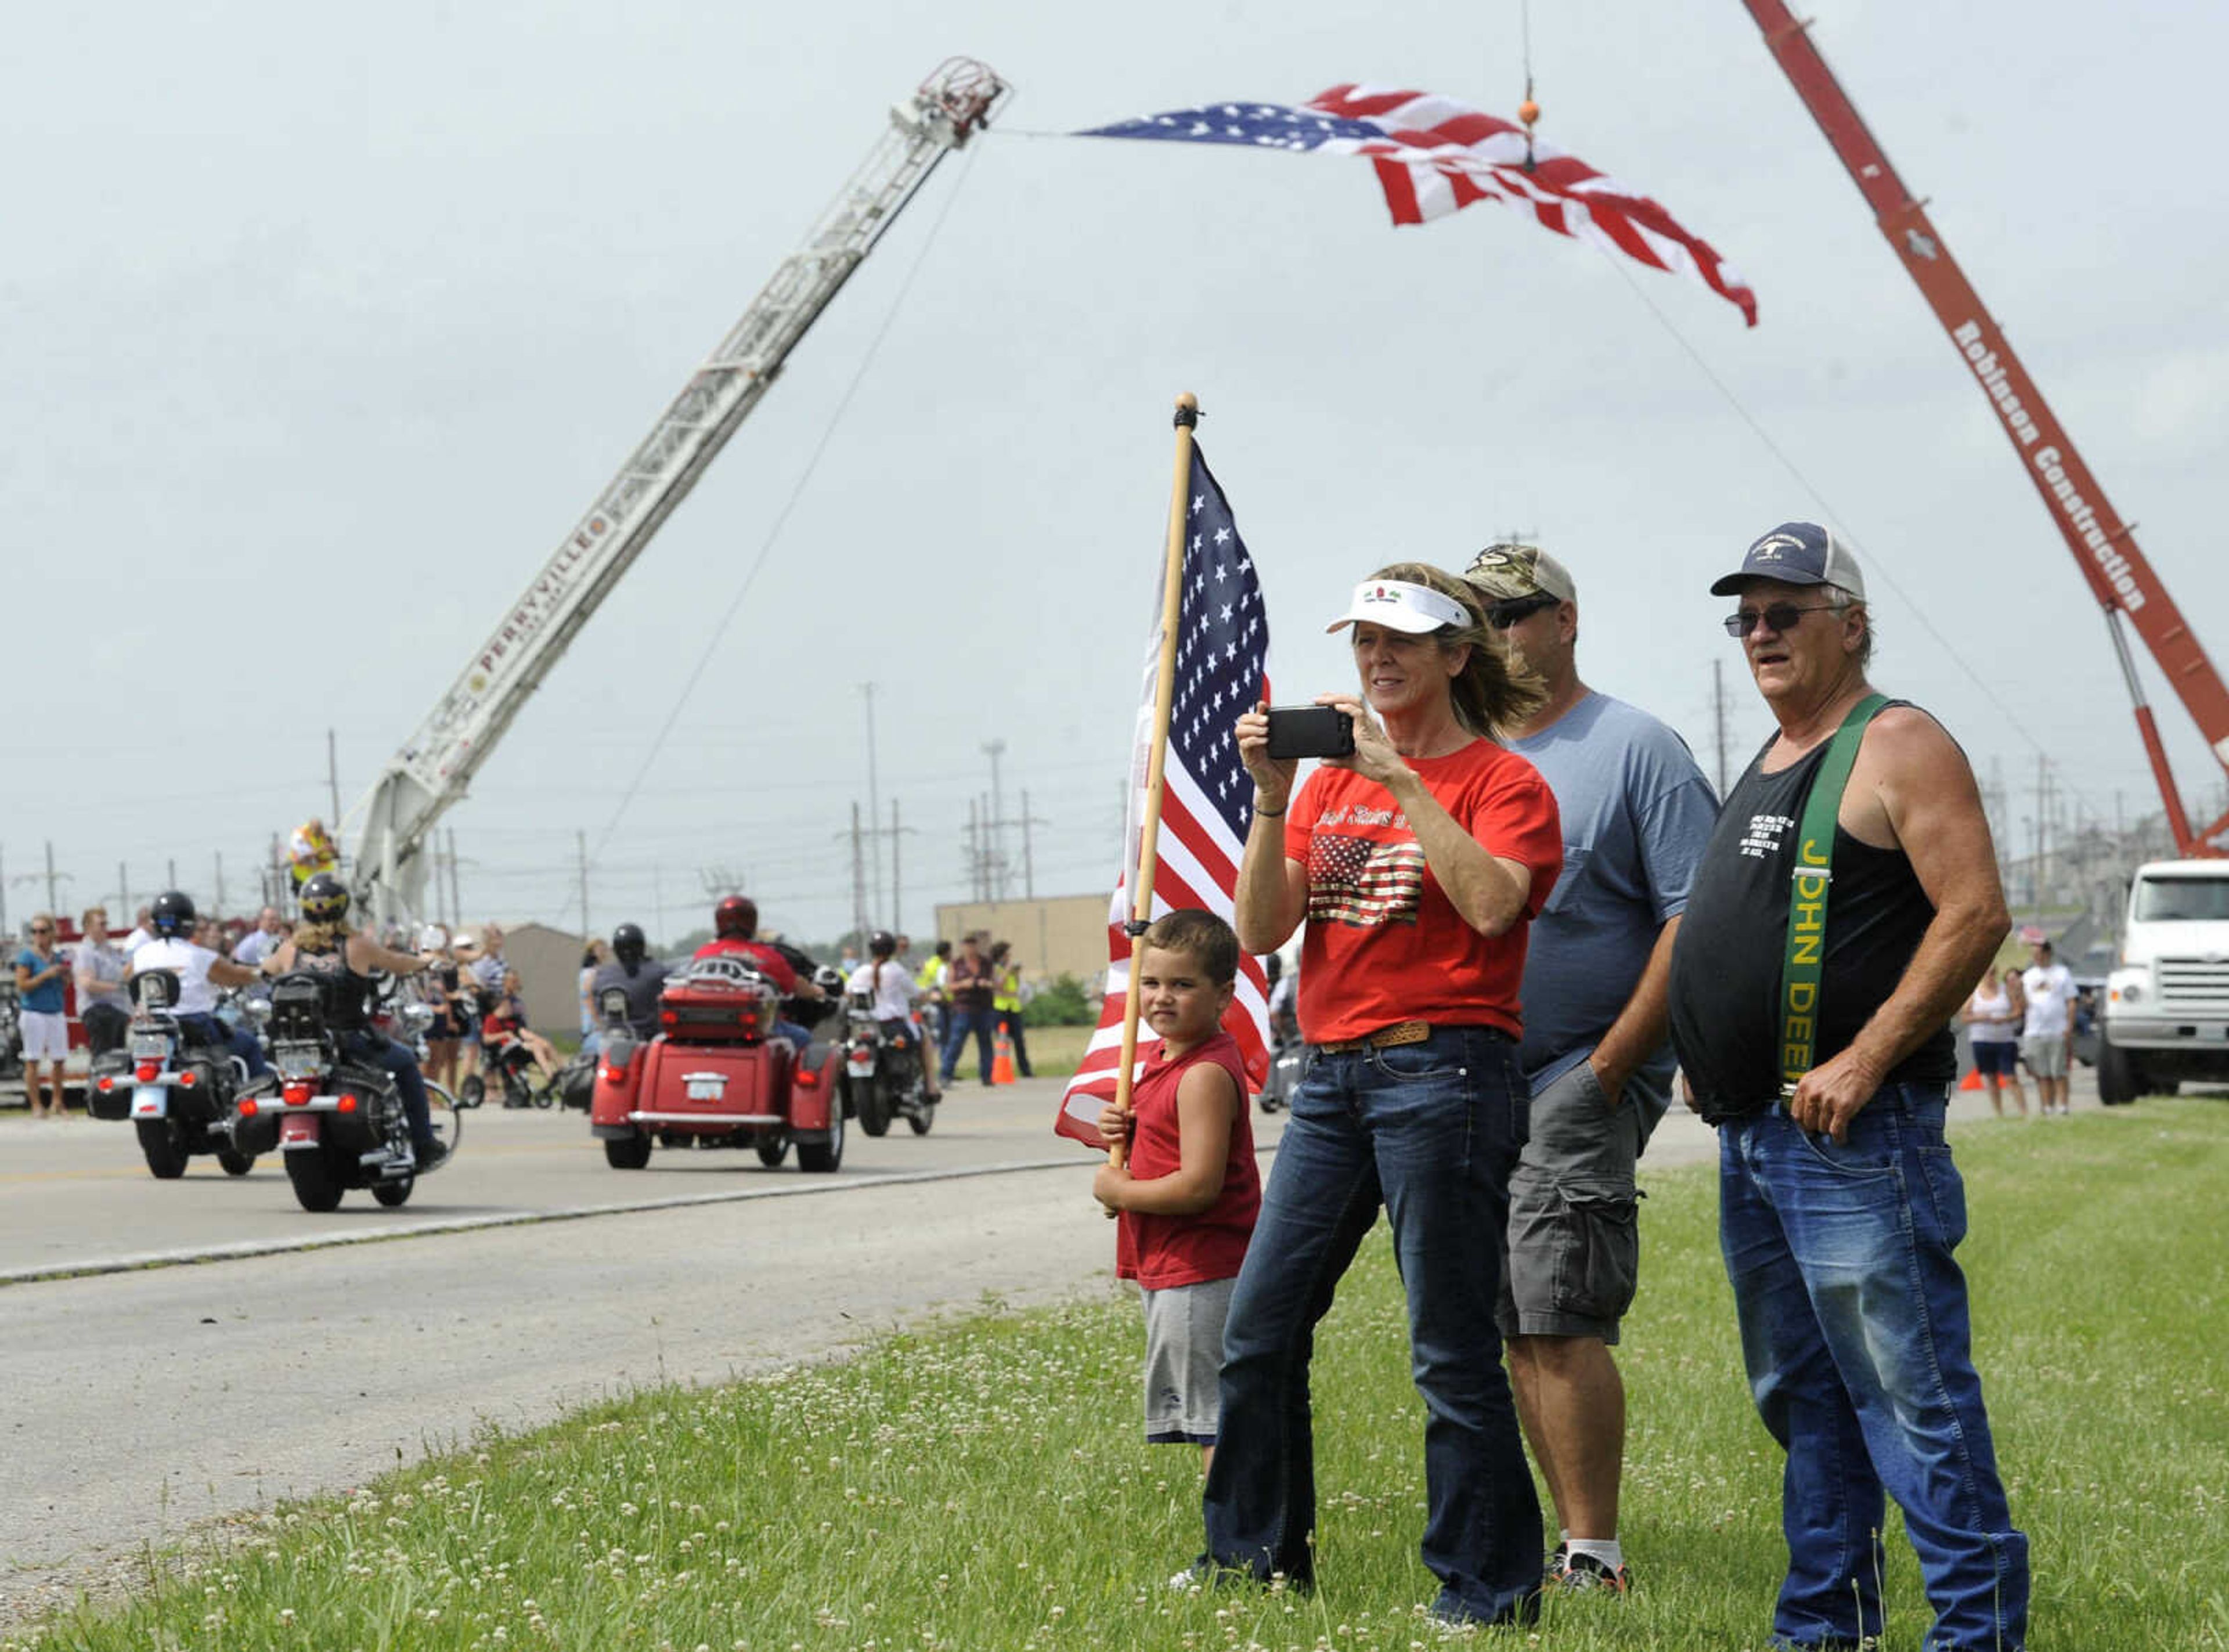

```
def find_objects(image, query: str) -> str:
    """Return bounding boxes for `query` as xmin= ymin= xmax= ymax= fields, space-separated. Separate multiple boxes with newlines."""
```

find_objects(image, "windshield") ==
xmin=2131 ymin=876 xmax=2229 ymax=923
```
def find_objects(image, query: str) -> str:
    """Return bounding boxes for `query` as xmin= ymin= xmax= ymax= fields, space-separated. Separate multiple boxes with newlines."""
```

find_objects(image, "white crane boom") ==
xmin=351 ymin=59 xmax=1007 ymax=926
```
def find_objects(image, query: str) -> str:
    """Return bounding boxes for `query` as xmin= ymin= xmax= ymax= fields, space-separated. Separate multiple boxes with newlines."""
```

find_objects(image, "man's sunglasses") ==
xmin=1487 ymin=594 xmax=1559 ymax=629
xmin=1722 ymin=601 xmax=1840 ymax=637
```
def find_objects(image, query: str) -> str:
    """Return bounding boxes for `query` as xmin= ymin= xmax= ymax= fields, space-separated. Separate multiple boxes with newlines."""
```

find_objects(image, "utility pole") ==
xmin=966 ymin=797 xmax=982 ymax=902
xmin=326 ymin=727 xmax=343 ymax=872
xmin=167 ymin=857 xmax=177 ymax=895
xmin=117 ymin=861 xmax=128 ymax=919
xmin=214 ymin=851 xmax=226 ymax=915
xmin=0 ymin=846 xmax=8 ymax=935
xmin=890 ymin=799 xmax=904 ymax=939
xmin=1711 ymin=658 xmax=1730 ymax=798
xmin=1021 ymin=787 xmax=1036 ymax=900
xmin=983 ymin=739 xmax=1008 ymax=901
xmin=445 ymin=827 xmax=463 ymax=928
xmin=653 ymin=859 xmax=666 ymax=951
xmin=861 ymin=683 xmax=883 ymax=924
xmin=576 ymin=829 xmax=591 ymax=939
xmin=849 ymin=802 xmax=868 ymax=946
xmin=44 ymin=841 xmax=60 ymax=916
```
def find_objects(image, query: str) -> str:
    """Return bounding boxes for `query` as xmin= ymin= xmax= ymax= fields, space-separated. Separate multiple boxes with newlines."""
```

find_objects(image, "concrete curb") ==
xmin=0 ymin=1154 xmax=1102 ymax=1287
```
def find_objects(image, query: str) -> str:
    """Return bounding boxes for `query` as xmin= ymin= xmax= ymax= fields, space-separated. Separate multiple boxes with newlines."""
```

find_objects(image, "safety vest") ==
xmin=915 ymin=957 xmax=946 ymax=994
xmin=993 ymin=965 xmax=1022 ymax=1015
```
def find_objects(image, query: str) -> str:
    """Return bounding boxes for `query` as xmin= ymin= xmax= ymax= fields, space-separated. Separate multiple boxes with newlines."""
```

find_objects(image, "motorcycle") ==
xmin=229 ymin=972 xmax=455 ymax=1212
xmin=841 ymin=991 xmax=936 ymax=1137
xmin=85 ymin=970 xmax=259 ymax=1178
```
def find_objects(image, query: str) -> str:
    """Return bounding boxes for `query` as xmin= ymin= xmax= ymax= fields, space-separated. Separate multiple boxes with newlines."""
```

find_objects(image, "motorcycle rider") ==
xmin=127 ymin=892 xmax=272 ymax=1082
xmin=847 ymin=929 xmax=941 ymax=1102
xmin=257 ymin=874 xmax=448 ymax=1170
xmin=692 ymin=895 xmax=822 ymax=1053
xmin=590 ymin=921 xmax=670 ymax=1042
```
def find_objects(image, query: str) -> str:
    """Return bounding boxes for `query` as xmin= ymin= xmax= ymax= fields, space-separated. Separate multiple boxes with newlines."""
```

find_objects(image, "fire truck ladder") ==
xmin=1742 ymin=0 xmax=2229 ymax=856
xmin=351 ymin=59 xmax=1008 ymax=925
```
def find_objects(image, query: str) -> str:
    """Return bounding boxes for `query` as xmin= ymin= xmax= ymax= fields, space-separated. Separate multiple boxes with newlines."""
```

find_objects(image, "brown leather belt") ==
xmin=1315 ymin=1019 xmax=1433 ymax=1055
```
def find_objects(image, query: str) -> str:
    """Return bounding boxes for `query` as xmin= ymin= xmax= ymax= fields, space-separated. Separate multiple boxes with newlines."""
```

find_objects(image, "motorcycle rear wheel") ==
xmin=604 ymin=1132 xmax=652 ymax=1170
xmin=796 ymin=1108 xmax=845 ymax=1174
xmin=857 ymin=1075 xmax=893 ymax=1137
xmin=286 ymin=1145 xmax=347 ymax=1212
xmin=135 ymin=1119 xmax=190 ymax=1180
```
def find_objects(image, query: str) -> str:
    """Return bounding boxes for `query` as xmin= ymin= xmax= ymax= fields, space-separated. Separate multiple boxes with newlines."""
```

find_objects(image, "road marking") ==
xmin=0 ymin=1155 xmax=1106 ymax=1287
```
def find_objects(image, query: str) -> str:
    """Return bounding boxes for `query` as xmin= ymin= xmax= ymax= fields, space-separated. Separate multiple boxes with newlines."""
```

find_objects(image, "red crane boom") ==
xmin=1741 ymin=0 xmax=2229 ymax=856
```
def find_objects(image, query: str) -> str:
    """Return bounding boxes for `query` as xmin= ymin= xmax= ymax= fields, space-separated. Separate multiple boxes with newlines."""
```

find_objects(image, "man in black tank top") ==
xmin=1665 ymin=524 xmax=2029 ymax=1651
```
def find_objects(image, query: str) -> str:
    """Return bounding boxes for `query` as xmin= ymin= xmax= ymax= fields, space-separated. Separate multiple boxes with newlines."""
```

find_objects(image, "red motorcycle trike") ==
xmin=589 ymin=956 xmax=849 ymax=1172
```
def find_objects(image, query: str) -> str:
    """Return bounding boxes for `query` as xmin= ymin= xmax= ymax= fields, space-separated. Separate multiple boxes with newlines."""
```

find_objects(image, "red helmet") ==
xmin=714 ymin=894 xmax=757 ymax=939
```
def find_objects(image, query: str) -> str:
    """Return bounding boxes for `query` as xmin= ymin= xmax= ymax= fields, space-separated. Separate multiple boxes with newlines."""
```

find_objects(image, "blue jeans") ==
xmin=939 ymin=1004 xmax=995 ymax=1085
xmin=1719 ymin=1085 xmax=2028 ymax=1651
xmin=178 ymin=1013 xmax=269 ymax=1080
xmin=776 ymin=1019 xmax=813 ymax=1056
xmin=1202 ymin=1026 xmax=1540 ymax=1624
xmin=342 ymin=1031 xmax=435 ymax=1156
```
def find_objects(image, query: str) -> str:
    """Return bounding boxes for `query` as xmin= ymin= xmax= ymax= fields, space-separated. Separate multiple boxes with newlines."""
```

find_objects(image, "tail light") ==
xmin=337 ymin=1093 xmax=358 ymax=1114
xmin=601 ymin=1063 xmax=626 ymax=1083
xmin=283 ymin=1082 xmax=313 ymax=1106
xmin=795 ymin=1067 xmax=820 ymax=1089
xmin=239 ymin=1098 xmax=260 ymax=1118
xmin=135 ymin=1062 xmax=160 ymax=1083
xmin=661 ymin=1010 xmax=678 ymax=1029
xmin=177 ymin=1070 xmax=200 ymax=1090
xmin=97 ymin=1076 xmax=115 ymax=1094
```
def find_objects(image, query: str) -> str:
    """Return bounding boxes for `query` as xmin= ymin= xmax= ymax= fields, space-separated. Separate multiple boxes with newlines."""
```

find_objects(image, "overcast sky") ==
xmin=9 ymin=0 xmax=2226 ymax=950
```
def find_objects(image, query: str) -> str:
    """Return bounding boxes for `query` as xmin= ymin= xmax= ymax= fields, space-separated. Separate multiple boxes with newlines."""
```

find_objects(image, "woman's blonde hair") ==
xmin=292 ymin=918 xmax=351 ymax=955
xmin=1364 ymin=562 xmax=1547 ymax=737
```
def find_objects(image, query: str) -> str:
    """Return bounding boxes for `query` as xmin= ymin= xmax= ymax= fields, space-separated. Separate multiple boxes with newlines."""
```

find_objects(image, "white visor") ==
xmin=1325 ymin=578 xmax=1471 ymax=636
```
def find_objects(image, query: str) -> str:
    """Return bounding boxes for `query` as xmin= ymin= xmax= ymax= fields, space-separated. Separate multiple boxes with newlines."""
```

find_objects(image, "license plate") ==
xmin=276 ymin=1051 xmax=324 ymax=1080
xmin=847 ymin=1055 xmax=876 ymax=1076
xmin=131 ymin=1036 xmax=171 ymax=1059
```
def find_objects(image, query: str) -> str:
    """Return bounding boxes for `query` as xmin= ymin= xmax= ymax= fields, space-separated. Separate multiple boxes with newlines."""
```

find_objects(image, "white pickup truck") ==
xmin=2097 ymin=859 xmax=2229 ymax=1103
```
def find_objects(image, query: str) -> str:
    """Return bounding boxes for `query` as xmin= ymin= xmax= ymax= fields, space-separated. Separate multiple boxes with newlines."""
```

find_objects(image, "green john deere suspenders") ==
xmin=1778 ymin=692 xmax=1889 ymax=1095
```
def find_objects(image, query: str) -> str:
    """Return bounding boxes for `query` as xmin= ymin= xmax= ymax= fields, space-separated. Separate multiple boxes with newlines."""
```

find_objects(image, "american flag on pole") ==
xmin=1081 ymin=85 xmax=1757 ymax=326
xmin=1055 ymin=446 xmax=1273 ymax=1147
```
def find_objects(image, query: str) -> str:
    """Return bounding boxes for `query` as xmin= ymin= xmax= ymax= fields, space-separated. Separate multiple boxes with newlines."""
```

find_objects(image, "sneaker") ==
xmin=414 ymin=1140 xmax=451 ymax=1172
xmin=1556 ymin=1551 xmax=1632 ymax=1595
xmin=1544 ymin=1544 xmax=1571 ymax=1586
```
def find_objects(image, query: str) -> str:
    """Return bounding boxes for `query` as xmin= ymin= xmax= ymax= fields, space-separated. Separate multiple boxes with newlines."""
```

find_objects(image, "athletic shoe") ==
xmin=1544 ymin=1544 xmax=1572 ymax=1586
xmin=1556 ymin=1551 xmax=1632 ymax=1594
xmin=414 ymin=1140 xmax=451 ymax=1172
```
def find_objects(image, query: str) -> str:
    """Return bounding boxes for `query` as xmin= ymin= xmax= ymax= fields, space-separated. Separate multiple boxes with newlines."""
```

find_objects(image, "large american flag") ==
xmin=1055 ymin=445 xmax=1273 ymax=1146
xmin=1081 ymin=84 xmax=1757 ymax=327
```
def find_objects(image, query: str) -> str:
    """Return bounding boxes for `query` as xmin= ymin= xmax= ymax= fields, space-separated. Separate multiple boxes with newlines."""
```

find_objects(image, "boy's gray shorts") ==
xmin=2021 ymin=1034 xmax=2070 ymax=1079
xmin=1495 ymin=1052 xmax=1661 ymax=1344
xmin=1141 ymin=1276 xmax=1235 ymax=1445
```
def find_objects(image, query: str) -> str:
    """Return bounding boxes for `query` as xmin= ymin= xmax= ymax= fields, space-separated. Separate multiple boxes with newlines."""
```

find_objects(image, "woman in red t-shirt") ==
xmin=1193 ymin=562 xmax=1562 ymax=1627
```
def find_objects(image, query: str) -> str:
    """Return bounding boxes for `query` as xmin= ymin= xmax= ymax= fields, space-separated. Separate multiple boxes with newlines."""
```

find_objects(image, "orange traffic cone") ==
xmin=990 ymin=1025 xmax=1018 ymax=1085
xmin=1959 ymin=1067 xmax=1984 ymax=1091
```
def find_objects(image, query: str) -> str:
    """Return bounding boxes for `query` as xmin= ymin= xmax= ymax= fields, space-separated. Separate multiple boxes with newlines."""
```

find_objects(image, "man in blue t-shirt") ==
xmin=1463 ymin=543 xmax=1719 ymax=1595
xmin=14 ymin=914 xmax=76 ymax=1118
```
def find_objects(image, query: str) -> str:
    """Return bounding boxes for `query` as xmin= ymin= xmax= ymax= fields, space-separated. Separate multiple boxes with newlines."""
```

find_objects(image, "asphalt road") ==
xmin=0 ymin=1063 xmax=2099 ymax=1629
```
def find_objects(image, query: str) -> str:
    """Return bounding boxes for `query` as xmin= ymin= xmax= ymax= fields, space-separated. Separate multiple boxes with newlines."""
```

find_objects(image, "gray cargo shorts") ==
xmin=1495 ymin=1049 xmax=1661 ymax=1344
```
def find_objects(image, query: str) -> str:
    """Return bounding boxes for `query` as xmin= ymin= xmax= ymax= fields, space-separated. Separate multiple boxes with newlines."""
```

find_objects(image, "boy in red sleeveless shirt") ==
xmin=1094 ymin=910 xmax=1261 ymax=1468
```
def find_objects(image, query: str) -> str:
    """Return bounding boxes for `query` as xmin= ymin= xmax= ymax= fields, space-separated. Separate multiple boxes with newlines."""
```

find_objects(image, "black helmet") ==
xmin=612 ymin=922 xmax=647 ymax=966
xmin=300 ymin=873 xmax=351 ymax=924
xmin=150 ymin=890 xmax=196 ymax=937
xmin=714 ymin=894 xmax=756 ymax=939
xmin=868 ymin=929 xmax=897 ymax=959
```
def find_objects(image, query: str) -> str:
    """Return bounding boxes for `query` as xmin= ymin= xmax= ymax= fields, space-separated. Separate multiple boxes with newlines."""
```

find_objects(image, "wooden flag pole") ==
xmin=1109 ymin=390 xmax=1200 ymax=1171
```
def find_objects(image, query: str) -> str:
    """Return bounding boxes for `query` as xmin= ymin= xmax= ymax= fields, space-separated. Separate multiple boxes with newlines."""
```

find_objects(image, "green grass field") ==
xmin=17 ymin=1099 xmax=2227 ymax=1651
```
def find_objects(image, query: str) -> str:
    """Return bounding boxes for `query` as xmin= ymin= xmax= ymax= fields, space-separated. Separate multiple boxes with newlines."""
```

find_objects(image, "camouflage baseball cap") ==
xmin=1462 ymin=542 xmax=1576 ymax=604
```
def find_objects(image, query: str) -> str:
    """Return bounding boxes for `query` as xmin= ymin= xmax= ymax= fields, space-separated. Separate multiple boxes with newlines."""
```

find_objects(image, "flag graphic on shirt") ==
xmin=1080 ymin=84 xmax=1757 ymax=326
xmin=1055 ymin=446 xmax=1272 ymax=1148
xmin=1308 ymin=834 xmax=1426 ymax=928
